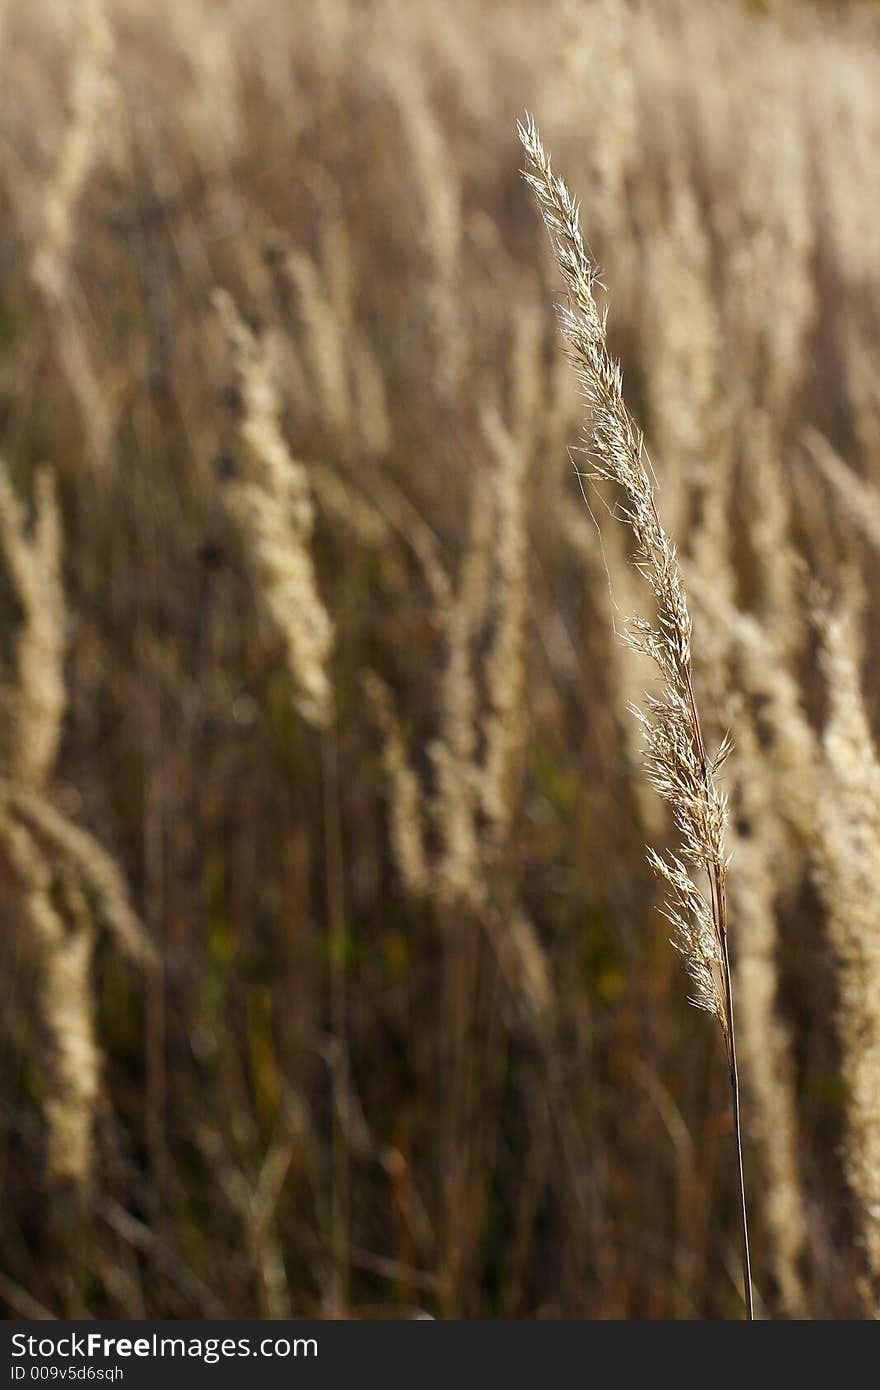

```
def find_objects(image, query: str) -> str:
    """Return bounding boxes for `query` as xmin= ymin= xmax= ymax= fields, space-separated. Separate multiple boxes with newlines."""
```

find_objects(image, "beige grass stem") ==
xmin=519 ymin=114 xmax=753 ymax=1318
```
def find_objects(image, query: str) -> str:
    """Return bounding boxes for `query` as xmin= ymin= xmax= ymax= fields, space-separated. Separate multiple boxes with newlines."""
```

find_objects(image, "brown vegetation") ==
xmin=0 ymin=0 xmax=879 ymax=1319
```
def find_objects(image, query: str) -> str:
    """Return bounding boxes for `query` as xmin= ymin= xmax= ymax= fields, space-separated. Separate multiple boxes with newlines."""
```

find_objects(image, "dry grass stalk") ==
xmin=284 ymin=250 xmax=352 ymax=441
xmin=430 ymin=468 xmax=495 ymax=909
xmin=22 ymin=0 xmax=121 ymax=468
xmin=728 ymin=713 xmax=808 ymax=1316
xmin=7 ymin=784 xmax=153 ymax=968
xmin=679 ymin=373 xmax=807 ymax=1310
xmin=0 ymin=816 xmax=99 ymax=1184
xmin=804 ymin=429 xmax=880 ymax=554
xmin=684 ymin=417 xmax=807 ymax=1311
xmin=363 ymin=671 xmax=429 ymax=899
xmin=197 ymin=1125 xmax=293 ymax=1320
xmin=0 ymin=461 xmax=65 ymax=788
xmin=686 ymin=574 xmax=819 ymax=884
xmin=31 ymin=0 xmax=116 ymax=300
xmin=363 ymin=432 xmax=550 ymax=1028
xmin=816 ymin=605 xmax=880 ymax=1307
xmin=843 ymin=329 xmax=880 ymax=467
xmin=386 ymin=62 xmax=463 ymax=390
xmin=214 ymin=287 xmax=334 ymax=727
xmin=748 ymin=412 xmax=803 ymax=662
xmin=561 ymin=476 xmax=667 ymax=835
xmin=726 ymin=77 xmax=814 ymax=414
xmin=646 ymin=182 xmax=724 ymax=543
xmin=0 ymin=457 xmax=150 ymax=1186
xmin=309 ymin=463 xmax=391 ymax=549
xmin=270 ymin=234 xmax=391 ymax=459
xmin=509 ymin=281 xmax=547 ymax=459
xmin=480 ymin=408 xmax=528 ymax=838
xmin=519 ymin=114 xmax=753 ymax=1315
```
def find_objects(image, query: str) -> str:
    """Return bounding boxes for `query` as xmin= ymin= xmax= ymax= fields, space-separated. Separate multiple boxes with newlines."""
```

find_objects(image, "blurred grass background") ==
xmin=0 ymin=0 xmax=879 ymax=1319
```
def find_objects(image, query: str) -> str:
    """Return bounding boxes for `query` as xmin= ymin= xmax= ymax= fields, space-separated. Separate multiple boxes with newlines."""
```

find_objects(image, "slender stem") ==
xmin=721 ymin=921 xmax=754 ymax=1319
xmin=682 ymin=662 xmax=753 ymax=1320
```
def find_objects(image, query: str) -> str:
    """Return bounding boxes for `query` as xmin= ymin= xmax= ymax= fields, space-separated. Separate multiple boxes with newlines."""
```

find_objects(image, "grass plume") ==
xmin=519 ymin=113 xmax=752 ymax=1317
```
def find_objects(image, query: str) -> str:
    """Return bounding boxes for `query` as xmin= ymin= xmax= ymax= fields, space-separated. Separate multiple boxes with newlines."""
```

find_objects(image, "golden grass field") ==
xmin=0 ymin=0 xmax=879 ymax=1319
